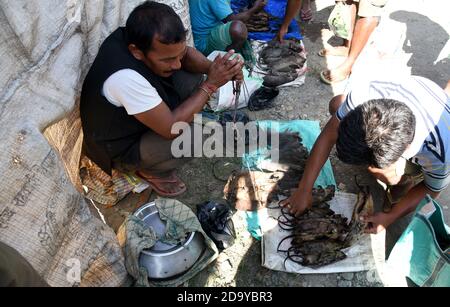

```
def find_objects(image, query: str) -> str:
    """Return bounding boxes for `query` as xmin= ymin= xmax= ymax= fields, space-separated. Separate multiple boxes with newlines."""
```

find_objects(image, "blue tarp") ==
xmin=231 ymin=0 xmax=303 ymax=41
xmin=242 ymin=120 xmax=337 ymax=239
xmin=242 ymin=120 xmax=335 ymax=188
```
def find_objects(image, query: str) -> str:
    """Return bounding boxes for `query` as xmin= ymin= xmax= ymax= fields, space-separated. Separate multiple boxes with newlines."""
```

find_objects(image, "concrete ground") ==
xmin=94 ymin=0 xmax=450 ymax=287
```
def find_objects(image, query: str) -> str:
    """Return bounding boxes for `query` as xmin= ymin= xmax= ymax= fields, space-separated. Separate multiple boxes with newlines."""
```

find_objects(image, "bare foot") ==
xmin=318 ymin=46 xmax=349 ymax=57
xmin=321 ymin=62 xmax=352 ymax=84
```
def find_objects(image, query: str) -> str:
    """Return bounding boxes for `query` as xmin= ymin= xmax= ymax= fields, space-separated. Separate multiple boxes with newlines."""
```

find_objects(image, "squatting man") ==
xmin=282 ymin=74 xmax=450 ymax=234
xmin=80 ymin=2 xmax=244 ymax=197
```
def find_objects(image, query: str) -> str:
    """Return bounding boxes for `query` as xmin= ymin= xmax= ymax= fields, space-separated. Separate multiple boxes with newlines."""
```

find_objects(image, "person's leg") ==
xmin=227 ymin=21 xmax=248 ymax=52
xmin=206 ymin=21 xmax=252 ymax=61
xmin=328 ymin=94 xmax=346 ymax=115
xmin=322 ymin=0 xmax=386 ymax=83
xmin=319 ymin=0 xmax=357 ymax=57
xmin=205 ymin=22 xmax=234 ymax=55
xmin=136 ymin=130 xmax=194 ymax=196
xmin=300 ymin=0 xmax=313 ymax=21
xmin=323 ymin=16 xmax=379 ymax=82
xmin=139 ymin=132 xmax=189 ymax=176
xmin=113 ymin=129 xmax=194 ymax=196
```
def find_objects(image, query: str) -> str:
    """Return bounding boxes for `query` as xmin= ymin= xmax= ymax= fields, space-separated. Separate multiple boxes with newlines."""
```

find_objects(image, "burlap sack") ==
xmin=0 ymin=0 xmax=194 ymax=287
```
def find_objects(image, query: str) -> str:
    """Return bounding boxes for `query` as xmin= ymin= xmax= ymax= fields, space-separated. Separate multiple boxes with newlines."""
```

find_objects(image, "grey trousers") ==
xmin=114 ymin=70 xmax=203 ymax=177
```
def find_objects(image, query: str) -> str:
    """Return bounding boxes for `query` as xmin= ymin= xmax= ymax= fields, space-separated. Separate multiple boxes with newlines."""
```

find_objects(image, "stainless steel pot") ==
xmin=134 ymin=202 xmax=206 ymax=280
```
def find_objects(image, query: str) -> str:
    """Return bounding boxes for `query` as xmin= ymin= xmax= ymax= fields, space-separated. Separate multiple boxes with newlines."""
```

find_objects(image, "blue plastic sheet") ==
xmin=231 ymin=0 xmax=303 ymax=41
xmin=242 ymin=120 xmax=337 ymax=239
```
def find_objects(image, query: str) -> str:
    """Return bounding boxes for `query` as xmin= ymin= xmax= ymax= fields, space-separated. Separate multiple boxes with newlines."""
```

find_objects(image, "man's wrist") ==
xmin=198 ymin=82 xmax=218 ymax=100
xmin=202 ymin=82 xmax=218 ymax=94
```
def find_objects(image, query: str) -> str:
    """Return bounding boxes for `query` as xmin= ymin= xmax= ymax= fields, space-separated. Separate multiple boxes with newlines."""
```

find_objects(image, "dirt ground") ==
xmin=94 ymin=0 xmax=450 ymax=287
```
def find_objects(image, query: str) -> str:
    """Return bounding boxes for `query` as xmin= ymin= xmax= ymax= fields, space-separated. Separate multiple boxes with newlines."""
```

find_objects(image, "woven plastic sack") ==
xmin=328 ymin=2 xmax=352 ymax=40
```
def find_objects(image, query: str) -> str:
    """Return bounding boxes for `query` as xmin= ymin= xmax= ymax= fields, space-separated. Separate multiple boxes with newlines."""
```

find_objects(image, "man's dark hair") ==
xmin=126 ymin=1 xmax=187 ymax=53
xmin=336 ymin=99 xmax=415 ymax=168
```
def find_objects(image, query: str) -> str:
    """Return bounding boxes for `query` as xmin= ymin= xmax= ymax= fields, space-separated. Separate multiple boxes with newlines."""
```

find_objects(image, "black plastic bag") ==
xmin=218 ymin=110 xmax=250 ymax=126
xmin=196 ymin=201 xmax=236 ymax=251
xmin=248 ymin=86 xmax=279 ymax=111
xmin=218 ymin=111 xmax=251 ymax=147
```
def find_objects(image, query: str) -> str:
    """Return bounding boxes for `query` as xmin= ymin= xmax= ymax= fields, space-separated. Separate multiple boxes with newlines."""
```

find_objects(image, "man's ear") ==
xmin=128 ymin=44 xmax=145 ymax=61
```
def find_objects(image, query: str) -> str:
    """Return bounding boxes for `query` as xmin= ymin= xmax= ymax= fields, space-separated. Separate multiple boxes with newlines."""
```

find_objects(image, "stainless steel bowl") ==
xmin=134 ymin=202 xmax=206 ymax=280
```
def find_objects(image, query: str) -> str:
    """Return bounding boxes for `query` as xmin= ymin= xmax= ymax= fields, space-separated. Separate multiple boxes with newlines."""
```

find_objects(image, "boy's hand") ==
xmin=279 ymin=188 xmax=312 ymax=217
xmin=362 ymin=212 xmax=395 ymax=234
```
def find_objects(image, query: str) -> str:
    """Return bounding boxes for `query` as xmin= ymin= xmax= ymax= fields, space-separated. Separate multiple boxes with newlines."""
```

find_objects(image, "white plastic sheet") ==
xmin=262 ymin=192 xmax=383 ymax=274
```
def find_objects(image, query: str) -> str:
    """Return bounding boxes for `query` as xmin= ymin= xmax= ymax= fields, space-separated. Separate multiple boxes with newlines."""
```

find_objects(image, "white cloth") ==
xmin=103 ymin=69 xmax=162 ymax=115
xmin=206 ymin=51 xmax=263 ymax=112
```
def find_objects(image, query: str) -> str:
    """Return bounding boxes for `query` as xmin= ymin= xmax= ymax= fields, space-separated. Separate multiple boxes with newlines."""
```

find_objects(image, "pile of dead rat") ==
xmin=224 ymin=132 xmax=374 ymax=268
xmin=254 ymin=39 xmax=307 ymax=88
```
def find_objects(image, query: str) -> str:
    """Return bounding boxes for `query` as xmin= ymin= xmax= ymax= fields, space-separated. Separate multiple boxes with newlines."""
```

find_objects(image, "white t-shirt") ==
xmin=102 ymin=69 xmax=162 ymax=115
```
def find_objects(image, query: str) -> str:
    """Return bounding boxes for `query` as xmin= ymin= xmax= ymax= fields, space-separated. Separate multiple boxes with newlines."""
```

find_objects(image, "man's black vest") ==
xmin=80 ymin=27 xmax=181 ymax=174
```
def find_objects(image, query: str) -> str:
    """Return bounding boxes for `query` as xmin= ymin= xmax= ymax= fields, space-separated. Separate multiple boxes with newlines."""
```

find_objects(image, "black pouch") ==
xmin=196 ymin=201 xmax=236 ymax=251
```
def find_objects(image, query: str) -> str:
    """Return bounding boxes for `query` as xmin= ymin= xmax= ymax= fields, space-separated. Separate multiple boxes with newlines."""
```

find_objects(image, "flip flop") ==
xmin=136 ymin=171 xmax=187 ymax=197
xmin=300 ymin=8 xmax=313 ymax=22
xmin=319 ymin=70 xmax=333 ymax=85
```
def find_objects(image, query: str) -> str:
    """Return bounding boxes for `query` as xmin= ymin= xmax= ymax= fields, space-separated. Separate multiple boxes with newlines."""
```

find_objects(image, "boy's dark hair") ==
xmin=126 ymin=1 xmax=187 ymax=53
xmin=336 ymin=99 xmax=415 ymax=168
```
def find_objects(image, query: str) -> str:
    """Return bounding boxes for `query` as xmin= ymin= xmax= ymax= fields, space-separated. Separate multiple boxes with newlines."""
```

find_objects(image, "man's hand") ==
xmin=253 ymin=0 xmax=267 ymax=12
xmin=276 ymin=25 xmax=288 ymax=43
xmin=206 ymin=50 xmax=244 ymax=88
xmin=279 ymin=188 xmax=313 ymax=217
xmin=362 ymin=212 xmax=395 ymax=234
xmin=233 ymin=68 xmax=244 ymax=81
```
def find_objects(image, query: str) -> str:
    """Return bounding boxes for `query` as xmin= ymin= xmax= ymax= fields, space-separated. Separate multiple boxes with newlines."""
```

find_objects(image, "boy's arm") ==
xmin=364 ymin=182 xmax=440 ymax=234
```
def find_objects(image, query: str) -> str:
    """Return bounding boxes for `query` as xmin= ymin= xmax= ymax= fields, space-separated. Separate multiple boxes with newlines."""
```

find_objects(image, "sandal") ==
xmin=300 ymin=8 xmax=313 ymax=22
xmin=136 ymin=171 xmax=187 ymax=197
